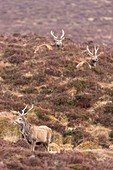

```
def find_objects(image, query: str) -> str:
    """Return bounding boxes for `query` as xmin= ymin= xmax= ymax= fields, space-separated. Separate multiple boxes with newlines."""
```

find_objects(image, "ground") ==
xmin=0 ymin=34 xmax=113 ymax=169
xmin=0 ymin=1 xmax=113 ymax=170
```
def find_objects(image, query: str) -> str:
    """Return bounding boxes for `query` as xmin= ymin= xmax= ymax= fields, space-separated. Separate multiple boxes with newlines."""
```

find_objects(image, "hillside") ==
xmin=0 ymin=33 xmax=113 ymax=170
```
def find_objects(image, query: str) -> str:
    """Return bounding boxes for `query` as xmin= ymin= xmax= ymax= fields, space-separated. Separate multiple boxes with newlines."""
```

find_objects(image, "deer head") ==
xmin=86 ymin=46 xmax=100 ymax=67
xmin=14 ymin=105 xmax=34 ymax=136
xmin=50 ymin=29 xmax=65 ymax=48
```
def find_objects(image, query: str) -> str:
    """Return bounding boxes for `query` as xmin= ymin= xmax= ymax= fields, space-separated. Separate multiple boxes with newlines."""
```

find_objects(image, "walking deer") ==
xmin=13 ymin=105 xmax=52 ymax=152
xmin=76 ymin=45 xmax=100 ymax=69
xmin=50 ymin=29 xmax=65 ymax=48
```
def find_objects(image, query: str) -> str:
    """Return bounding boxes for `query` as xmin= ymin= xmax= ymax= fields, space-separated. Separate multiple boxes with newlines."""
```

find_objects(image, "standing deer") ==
xmin=76 ymin=45 xmax=100 ymax=69
xmin=50 ymin=29 xmax=65 ymax=48
xmin=14 ymin=105 xmax=52 ymax=152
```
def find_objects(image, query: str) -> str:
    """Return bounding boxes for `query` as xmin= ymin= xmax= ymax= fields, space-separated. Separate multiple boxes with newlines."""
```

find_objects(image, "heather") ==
xmin=0 ymin=34 xmax=113 ymax=169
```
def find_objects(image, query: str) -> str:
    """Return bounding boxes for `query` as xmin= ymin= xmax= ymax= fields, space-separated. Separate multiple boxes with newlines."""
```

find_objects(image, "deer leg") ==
xmin=43 ymin=142 xmax=49 ymax=151
xmin=31 ymin=141 xmax=36 ymax=152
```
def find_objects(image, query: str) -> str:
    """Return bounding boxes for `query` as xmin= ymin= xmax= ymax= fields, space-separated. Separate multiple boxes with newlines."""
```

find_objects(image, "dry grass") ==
xmin=34 ymin=43 xmax=53 ymax=53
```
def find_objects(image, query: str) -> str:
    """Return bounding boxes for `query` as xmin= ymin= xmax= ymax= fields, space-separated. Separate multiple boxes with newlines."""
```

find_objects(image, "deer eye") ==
xmin=18 ymin=118 xmax=22 ymax=121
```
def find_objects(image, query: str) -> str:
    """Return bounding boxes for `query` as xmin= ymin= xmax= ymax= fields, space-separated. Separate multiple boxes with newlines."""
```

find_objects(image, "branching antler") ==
xmin=51 ymin=29 xmax=65 ymax=48
xmin=87 ymin=45 xmax=99 ymax=57
xmin=86 ymin=46 xmax=93 ymax=56
xmin=50 ymin=31 xmax=57 ymax=40
xmin=94 ymin=46 xmax=99 ymax=56
xmin=18 ymin=104 xmax=34 ymax=116
xmin=60 ymin=29 xmax=65 ymax=39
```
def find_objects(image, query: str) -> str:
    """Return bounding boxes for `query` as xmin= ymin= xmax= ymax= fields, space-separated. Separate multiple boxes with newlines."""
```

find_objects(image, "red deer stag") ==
xmin=76 ymin=45 xmax=100 ymax=69
xmin=51 ymin=29 xmax=65 ymax=48
xmin=14 ymin=105 xmax=52 ymax=152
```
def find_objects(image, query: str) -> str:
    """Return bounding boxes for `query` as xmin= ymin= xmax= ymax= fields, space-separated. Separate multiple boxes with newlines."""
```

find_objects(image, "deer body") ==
xmin=14 ymin=105 xmax=52 ymax=152
xmin=23 ymin=124 xmax=52 ymax=152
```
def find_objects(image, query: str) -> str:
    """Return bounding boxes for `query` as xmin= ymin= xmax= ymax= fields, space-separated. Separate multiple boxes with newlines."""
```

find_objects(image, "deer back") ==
xmin=30 ymin=125 xmax=52 ymax=143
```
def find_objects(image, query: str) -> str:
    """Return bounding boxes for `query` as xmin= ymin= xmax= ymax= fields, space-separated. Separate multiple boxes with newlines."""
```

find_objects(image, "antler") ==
xmin=94 ymin=46 xmax=99 ymax=55
xmin=60 ymin=29 xmax=65 ymax=39
xmin=18 ymin=104 xmax=34 ymax=116
xmin=50 ymin=30 xmax=57 ymax=39
xmin=86 ymin=46 xmax=93 ymax=56
xmin=87 ymin=45 xmax=99 ymax=57
xmin=21 ymin=105 xmax=28 ymax=115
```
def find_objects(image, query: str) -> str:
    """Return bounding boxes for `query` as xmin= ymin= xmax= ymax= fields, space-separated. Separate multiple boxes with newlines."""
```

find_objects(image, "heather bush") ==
xmin=63 ymin=127 xmax=93 ymax=147
xmin=0 ymin=34 xmax=113 ymax=169
xmin=109 ymin=130 xmax=113 ymax=142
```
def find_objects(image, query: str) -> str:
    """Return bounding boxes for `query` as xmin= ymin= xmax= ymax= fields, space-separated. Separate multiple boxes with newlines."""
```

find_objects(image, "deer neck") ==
xmin=21 ymin=119 xmax=31 ymax=138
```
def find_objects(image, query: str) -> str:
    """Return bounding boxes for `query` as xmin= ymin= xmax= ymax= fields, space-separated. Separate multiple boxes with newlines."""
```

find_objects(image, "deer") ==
xmin=50 ymin=29 xmax=65 ymax=48
xmin=76 ymin=45 xmax=100 ymax=69
xmin=13 ymin=105 xmax=52 ymax=152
